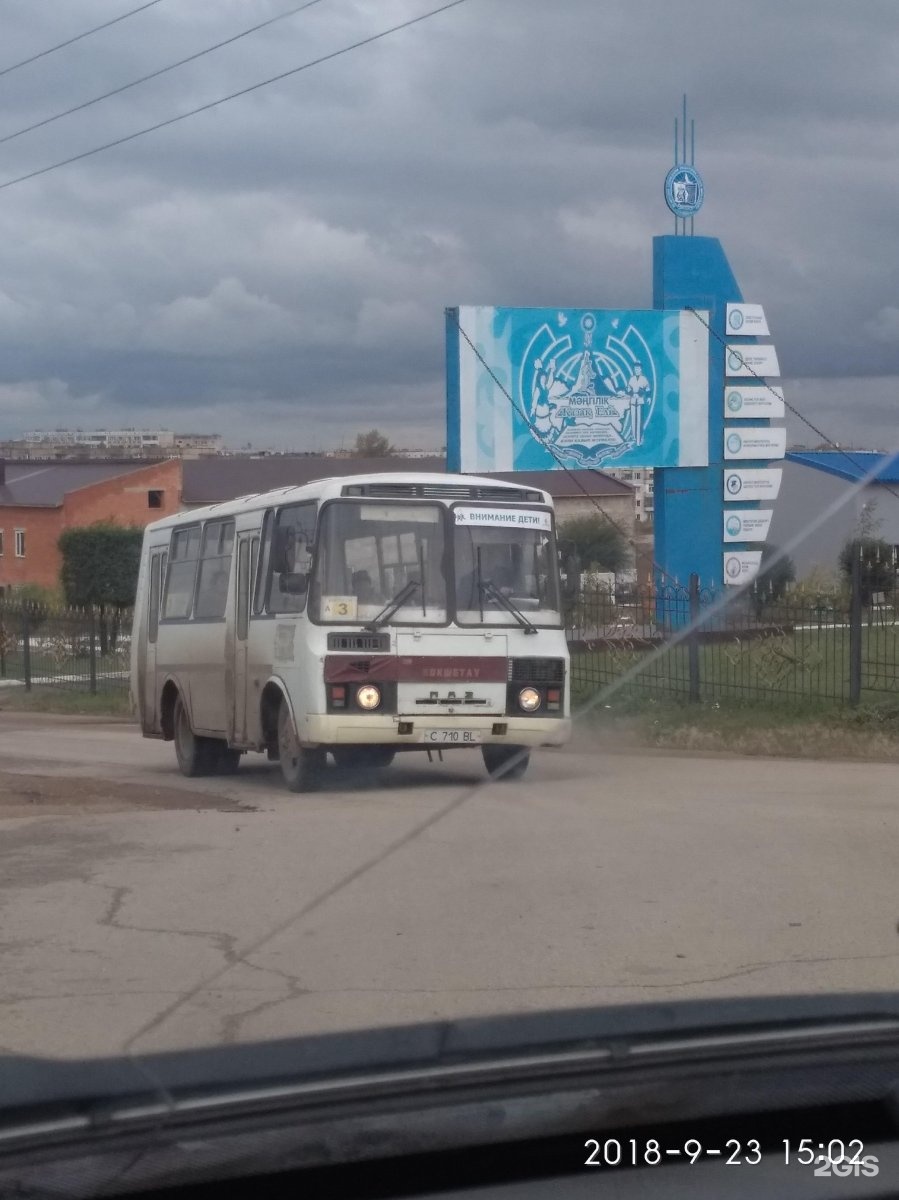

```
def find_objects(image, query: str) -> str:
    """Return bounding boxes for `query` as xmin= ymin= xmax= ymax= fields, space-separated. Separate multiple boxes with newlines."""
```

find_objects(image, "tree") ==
xmin=351 ymin=429 xmax=395 ymax=457
xmin=838 ymin=537 xmax=896 ymax=607
xmin=557 ymin=514 xmax=630 ymax=575
xmin=750 ymin=544 xmax=796 ymax=615
xmin=58 ymin=523 xmax=144 ymax=650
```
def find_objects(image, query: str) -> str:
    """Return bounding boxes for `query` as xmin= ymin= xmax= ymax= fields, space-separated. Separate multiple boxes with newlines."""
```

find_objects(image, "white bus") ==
xmin=130 ymin=472 xmax=571 ymax=791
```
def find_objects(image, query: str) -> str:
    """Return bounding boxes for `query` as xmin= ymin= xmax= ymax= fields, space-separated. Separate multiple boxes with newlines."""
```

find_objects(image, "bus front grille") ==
xmin=326 ymin=632 xmax=391 ymax=652
xmin=508 ymin=657 xmax=566 ymax=683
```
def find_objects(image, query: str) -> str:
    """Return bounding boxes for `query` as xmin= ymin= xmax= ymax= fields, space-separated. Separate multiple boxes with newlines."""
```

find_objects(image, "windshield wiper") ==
xmin=364 ymin=579 xmax=420 ymax=631
xmin=478 ymin=579 xmax=538 ymax=635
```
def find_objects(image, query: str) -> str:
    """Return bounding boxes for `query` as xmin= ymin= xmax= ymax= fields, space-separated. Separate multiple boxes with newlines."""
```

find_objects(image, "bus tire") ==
xmin=173 ymin=695 xmax=217 ymax=777
xmin=482 ymin=744 xmax=530 ymax=781
xmin=331 ymin=746 xmax=396 ymax=770
xmin=277 ymin=701 xmax=324 ymax=792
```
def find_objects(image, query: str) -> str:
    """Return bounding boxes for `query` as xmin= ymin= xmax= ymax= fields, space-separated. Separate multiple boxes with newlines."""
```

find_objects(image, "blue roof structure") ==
xmin=785 ymin=450 xmax=899 ymax=485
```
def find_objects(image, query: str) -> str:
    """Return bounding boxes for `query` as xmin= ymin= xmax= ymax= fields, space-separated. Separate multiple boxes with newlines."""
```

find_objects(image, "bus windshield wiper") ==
xmin=478 ymin=579 xmax=538 ymax=635
xmin=364 ymin=579 xmax=420 ymax=631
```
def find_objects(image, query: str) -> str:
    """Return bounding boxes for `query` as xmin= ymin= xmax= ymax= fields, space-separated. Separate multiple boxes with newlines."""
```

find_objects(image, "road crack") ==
xmin=94 ymin=882 xmax=240 ymax=966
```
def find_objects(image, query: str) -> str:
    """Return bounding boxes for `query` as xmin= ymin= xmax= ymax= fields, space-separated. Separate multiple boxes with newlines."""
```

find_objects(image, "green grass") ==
xmin=570 ymin=623 xmax=899 ymax=709
xmin=0 ymin=686 xmax=133 ymax=717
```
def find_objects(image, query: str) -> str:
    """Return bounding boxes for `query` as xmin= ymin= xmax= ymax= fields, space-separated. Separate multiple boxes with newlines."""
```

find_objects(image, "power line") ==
xmin=0 ymin=1 xmax=165 ymax=80
xmin=0 ymin=0 xmax=329 ymax=149
xmin=0 ymin=0 xmax=472 ymax=194
xmin=688 ymin=306 xmax=899 ymax=507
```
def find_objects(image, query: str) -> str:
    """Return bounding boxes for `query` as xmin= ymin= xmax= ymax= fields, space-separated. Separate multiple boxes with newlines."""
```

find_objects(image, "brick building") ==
xmin=0 ymin=459 xmax=182 ymax=593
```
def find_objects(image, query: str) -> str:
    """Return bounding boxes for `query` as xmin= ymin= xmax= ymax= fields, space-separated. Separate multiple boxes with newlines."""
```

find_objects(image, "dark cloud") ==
xmin=0 ymin=0 xmax=896 ymax=449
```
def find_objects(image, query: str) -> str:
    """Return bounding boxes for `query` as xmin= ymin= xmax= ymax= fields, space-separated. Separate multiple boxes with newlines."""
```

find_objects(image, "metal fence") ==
xmin=568 ymin=547 xmax=899 ymax=708
xmin=0 ymin=603 xmax=132 ymax=694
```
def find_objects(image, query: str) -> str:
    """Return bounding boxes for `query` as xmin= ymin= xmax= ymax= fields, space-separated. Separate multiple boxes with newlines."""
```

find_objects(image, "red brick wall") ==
xmin=63 ymin=459 xmax=182 ymax=530
xmin=0 ymin=460 xmax=183 ymax=594
xmin=0 ymin=508 xmax=63 ymax=591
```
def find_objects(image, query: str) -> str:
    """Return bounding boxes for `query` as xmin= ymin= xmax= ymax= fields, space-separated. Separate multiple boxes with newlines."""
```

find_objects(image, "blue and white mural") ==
xmin=446 ymin=306 xmax=709 ymax=473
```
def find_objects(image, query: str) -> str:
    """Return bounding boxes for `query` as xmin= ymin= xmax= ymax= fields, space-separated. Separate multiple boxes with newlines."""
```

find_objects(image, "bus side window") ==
xmin=267 ymin=503 xmax=316 ymax=614
xmin=148 ymin=552 xmax=165 ymax=643
xmin=254 ymin=511 xmax=274 ymax=615
xmin=236 ymin=541 xmax=250 ymax=641
xmin=162 ymin=526 xmax=201 ymax=620
xmin=194 ymin=519 xmax=236 ymax=621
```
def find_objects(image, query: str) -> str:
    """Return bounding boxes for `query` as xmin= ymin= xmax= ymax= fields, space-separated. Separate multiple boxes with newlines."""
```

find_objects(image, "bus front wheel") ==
xmin=277 ymin=701 xmax=324 ymax=792
xmin=173 ymin=695 xmax=217 ymax=777
xmin=482 ymin=744 xmax=530 ymax=781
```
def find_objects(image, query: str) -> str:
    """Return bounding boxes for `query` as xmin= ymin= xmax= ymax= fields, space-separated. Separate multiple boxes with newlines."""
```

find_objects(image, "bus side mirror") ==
xmin=279 ymin=572 xmax=309 ymax=595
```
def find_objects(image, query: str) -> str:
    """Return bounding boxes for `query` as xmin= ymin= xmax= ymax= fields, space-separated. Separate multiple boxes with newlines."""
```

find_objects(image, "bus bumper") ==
xmin=300 ymin=714 xmax=572 ymax=748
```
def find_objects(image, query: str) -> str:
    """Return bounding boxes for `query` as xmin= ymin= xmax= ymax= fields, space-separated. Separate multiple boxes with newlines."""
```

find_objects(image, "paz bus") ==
xmin=130 ymin=472 xmax=571 ymax=791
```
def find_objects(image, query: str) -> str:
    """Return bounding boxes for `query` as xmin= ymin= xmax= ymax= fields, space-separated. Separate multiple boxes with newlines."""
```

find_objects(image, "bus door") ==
xmin=141 ymin=548 xmax=166 ymax=733
xmin=230 ymin=532 xmax=259 ymax=744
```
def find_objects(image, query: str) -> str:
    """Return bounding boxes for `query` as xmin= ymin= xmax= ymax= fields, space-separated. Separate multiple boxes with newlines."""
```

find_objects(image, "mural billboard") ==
xmin=446 ymin=306 xmax=709 ymax=473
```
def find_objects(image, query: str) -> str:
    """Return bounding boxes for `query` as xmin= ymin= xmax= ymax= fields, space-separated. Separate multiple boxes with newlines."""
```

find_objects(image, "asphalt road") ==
xmin=1 ymin=713 xmax=898 ymax=1061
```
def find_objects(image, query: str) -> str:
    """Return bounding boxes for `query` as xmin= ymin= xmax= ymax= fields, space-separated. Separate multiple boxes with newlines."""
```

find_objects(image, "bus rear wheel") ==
xmin=331 ymin=746 xmax=396 ymax=770
xmin=173 ymin=696 xmax=217 ymax=777
xmin=482 ymin=744 xmax=530 ymax=781
xmin=277 ymin=701 xmax=324 ymax=792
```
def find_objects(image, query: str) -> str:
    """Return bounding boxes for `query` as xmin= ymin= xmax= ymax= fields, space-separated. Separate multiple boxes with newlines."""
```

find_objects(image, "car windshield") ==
xmin=310 ymin=501 xmax=447 ymax=624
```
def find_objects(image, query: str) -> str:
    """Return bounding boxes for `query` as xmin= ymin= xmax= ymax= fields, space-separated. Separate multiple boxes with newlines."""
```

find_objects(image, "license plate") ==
xmin=420 ymin=729 xmax=483 ymax=745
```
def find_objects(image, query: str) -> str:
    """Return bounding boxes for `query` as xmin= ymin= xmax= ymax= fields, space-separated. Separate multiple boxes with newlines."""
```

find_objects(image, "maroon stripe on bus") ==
xmin=324 ymin=656 xmax=508 ymax=683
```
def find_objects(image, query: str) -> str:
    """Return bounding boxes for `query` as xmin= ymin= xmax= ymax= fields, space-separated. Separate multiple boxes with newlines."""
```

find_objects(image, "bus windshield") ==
xmin=312 ymin=501 xmax=447 ymax=625
xmin=454 ymin=507 xmax=561 ymax=627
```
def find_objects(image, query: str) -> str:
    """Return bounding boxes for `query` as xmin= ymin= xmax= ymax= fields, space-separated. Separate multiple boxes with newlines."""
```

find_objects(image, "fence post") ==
xmin=21 ymin=606 xmax=32 ymax=692
xmin=849 ymin=540 xmax=862 ymax=706
xmin=88 ymin=607 xmax=98 ymax=696
xmin=688 ymin=573 xmax=701 ymax=703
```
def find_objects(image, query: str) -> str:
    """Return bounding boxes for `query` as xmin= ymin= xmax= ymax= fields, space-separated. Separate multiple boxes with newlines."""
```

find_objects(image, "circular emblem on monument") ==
xmin=727 ymin=432 xmax=743 ymax=455
xmin=728 ymin=308 xmax=745 ymax=331
xmin=726 ymin=473 xmax=743 ymax=496
xmin=726 ymin=515 xmax=742 ymax=537
xmin=727 ymin=349 xmax=745 ymax=374
xmin=664 ymin=164 xmax=704 ymax=217
xmin=725 ymin=555 xmax=743 ymax=580
xmin=727 ymin=390 xmax=743 ymax=413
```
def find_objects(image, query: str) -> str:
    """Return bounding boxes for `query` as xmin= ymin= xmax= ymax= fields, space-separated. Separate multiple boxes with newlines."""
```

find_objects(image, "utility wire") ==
xmin=688 ymin=306 xmax=899 ymax=507
xmin=0 ymin=1 xmax=165 ymax=80
xmin=0 ymin=0 xmax=472 ymax=194
xmin=0 ymin=0 xmax=329 ymax=149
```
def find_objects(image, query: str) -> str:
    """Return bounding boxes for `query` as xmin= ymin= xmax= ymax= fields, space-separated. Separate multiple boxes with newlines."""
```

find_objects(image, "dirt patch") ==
xmin=0 ymin=771 xmax=256 ymax=817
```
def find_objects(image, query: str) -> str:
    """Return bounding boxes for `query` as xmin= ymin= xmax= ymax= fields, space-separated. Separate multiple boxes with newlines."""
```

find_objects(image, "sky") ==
xmin=0 ymin=0 xmax=896 ymax=452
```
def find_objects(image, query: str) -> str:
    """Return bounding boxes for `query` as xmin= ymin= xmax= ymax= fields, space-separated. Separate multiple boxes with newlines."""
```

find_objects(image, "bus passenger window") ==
xmin=148 ymin=553 xmax=164 ymax=643
xmin=194 ymin=520 xmax=235 ymax=621
xmin=254 ymin=512 xmax=273 ymax=615
xmin=162 ymin=526 xmax=201 ymax=620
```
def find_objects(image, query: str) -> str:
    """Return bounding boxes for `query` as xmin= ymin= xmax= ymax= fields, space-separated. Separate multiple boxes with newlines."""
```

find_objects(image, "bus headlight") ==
xmin=356 ymin=684 xmax=382 ymax=711
xmin=517 ymin=687 xmax=542 ymax=712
